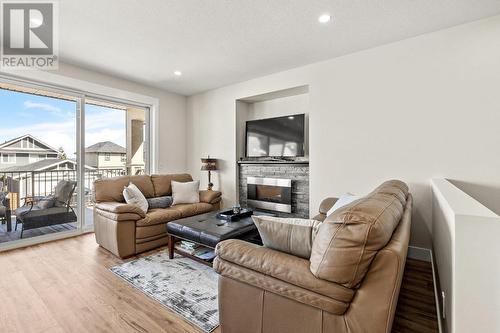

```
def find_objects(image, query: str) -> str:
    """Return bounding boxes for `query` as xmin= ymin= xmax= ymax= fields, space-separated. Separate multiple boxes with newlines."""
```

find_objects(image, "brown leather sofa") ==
xmin=93 ymin=174 xmax=221 ymax=258
xmin=214 ymin=180 xmax=412 ymax=333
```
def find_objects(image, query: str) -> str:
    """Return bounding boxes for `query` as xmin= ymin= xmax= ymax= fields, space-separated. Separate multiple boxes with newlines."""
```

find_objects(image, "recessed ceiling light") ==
xmin=174 ymin=70 xmax=182 ymax=76
xmin=288 ymin=116 xmax=295 ymax=120
xmin=318 ymin=14 xmax=331 ymax=24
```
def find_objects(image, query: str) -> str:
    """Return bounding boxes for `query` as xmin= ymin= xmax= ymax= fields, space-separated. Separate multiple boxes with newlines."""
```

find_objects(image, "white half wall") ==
xmin=432 ymin=178 xmax=500 ymax=333
xmin=186 ymin=15 xmax=500 ymax=248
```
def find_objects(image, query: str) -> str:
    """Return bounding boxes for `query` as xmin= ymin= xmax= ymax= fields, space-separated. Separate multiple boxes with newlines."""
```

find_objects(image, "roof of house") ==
xmin=0 ymin=158 xmax=95 ymax=172
xmin=0 ymin=134 xmax=59 ymax=153
xmin=86 ymin=141 xmax=126 ymax=154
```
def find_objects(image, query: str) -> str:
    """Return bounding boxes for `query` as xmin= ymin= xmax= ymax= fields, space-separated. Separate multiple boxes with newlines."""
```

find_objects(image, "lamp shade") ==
xmin=201 ymin=157 xmax=218 ymax=171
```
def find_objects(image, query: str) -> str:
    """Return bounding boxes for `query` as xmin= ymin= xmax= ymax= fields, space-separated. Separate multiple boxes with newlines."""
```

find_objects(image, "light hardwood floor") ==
xmin=0 ymin=234 xmax=437 ymax=333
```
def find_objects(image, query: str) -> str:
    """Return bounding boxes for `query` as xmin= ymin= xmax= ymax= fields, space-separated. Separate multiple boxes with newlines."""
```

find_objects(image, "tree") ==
xmin=57 ymin=147 xmax=67 ymax=160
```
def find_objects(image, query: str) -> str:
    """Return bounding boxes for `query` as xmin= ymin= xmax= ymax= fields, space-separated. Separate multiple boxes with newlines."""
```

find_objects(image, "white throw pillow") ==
xmin=326 ymin=194 xmax=361 ymax=217
xmin=172 ymin=180 xmax=200 ymax=205
xmin=123 ymin=183 xmax=148 ymax=214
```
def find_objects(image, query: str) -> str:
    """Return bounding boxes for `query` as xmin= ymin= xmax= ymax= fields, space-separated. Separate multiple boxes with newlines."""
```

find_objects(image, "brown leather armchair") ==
xmin=214 ymin=180 xmax=412 ymax=333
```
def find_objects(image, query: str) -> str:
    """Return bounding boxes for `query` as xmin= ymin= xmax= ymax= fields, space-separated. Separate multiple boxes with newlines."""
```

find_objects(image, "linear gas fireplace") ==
xmin=247 ymin=176 xmax=292 ymax=213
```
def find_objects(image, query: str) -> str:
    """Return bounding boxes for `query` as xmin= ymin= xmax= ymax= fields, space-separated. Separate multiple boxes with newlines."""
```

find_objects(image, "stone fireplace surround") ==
xmin=238 ymin=160 xmax=309 ymax=218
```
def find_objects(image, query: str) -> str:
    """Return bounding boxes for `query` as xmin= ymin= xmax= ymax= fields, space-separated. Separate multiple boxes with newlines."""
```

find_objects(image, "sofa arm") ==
xmin=95 ymin=202 xmax=146 ymax=221
xmin=215 ymin=239 xmax=354 ymax=304
xmin=199 ymin=190 xmax=222 ymax=204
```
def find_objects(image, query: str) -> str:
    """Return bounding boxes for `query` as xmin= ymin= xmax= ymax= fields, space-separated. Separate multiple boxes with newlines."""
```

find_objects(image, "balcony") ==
xmin=0 ymin=168 xmax=132 ymax=243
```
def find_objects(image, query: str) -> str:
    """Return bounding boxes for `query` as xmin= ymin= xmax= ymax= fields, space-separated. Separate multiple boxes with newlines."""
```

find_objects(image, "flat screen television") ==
xmin=245 ymin=114 xmax=305 ymax=157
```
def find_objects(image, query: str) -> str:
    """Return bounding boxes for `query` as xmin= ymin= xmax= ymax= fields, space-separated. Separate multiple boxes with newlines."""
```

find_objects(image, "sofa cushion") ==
xmin=136 ymin=223 xmax=168 ymax=239
xmin=136 ymin=207 xmax=182 ymax=227
xmin=151 ymin=174 xmax=193 ymax=197
xmin=94 ymin=175 xmax=155 ymax=202
xmin=172 ymin=180 xmax=200 ymax=205
xmin=16 ymin=205 xmax=41 ymax=217
xmin=146 ymin=196 xmax=173 ymax=209
xmin=310 ymin=180 xmax=408 ymax=288
xmin=123 ymin=183 xmax=148 ymax=214
xmin=129 ymin=175 xmax=155 ymax=198
xmin=252 ymin=216 xmax=321 ymax=259
xmin=170 ymin=202 xmax=213 ymax=218
xmin=37 ymin=196 xmax=55 ymax=209
xmin=215 ymin=239 xmax=355 ymax=303
xmin=94 ymin=176 xmax=129 ymax=202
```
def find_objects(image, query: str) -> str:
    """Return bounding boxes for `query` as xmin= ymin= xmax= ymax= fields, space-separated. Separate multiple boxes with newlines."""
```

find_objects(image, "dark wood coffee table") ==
xmin=166 ymin=210 xmax=270 ymax=266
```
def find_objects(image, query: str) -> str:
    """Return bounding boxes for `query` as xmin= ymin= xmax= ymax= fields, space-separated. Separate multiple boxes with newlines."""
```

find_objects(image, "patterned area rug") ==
xmin=110 ymin=251 xmax=219 ymax=332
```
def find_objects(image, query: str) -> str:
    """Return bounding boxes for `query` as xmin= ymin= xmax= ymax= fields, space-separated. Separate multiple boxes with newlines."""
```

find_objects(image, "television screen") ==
xmin=246 ymin=114 xmax=305 ymax=157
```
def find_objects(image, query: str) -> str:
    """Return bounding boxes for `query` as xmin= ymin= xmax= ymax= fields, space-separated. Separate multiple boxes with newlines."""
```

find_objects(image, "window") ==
xmin=104 ymin=153 xmax=110 ymax=161
xmin=121 ymin=154 xmax=126 ymax=162
xmin=29 ymin=154 xmax=46 ymax=163
xmin=1 ymin=153 xmax=16 ymax=164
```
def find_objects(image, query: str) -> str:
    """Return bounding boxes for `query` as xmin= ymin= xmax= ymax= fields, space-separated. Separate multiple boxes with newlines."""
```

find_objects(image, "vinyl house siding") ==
xmin=85 ymin=152 xmax=125 ymax=169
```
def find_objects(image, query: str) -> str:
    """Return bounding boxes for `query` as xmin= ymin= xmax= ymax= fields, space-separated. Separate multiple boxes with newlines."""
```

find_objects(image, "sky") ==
xmin=0 ymin=88 xmax=126 ymax=158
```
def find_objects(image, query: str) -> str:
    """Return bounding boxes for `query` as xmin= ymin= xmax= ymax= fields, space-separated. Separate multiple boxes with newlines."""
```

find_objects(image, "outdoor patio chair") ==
xmin=0 ymin=192 xmax=6 ymax=225
xmin=15 ymin=180 xmax=77 ymax=238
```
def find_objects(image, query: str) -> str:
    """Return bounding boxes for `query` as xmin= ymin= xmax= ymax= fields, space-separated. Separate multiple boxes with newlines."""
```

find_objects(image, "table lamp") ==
xmin=201 ymin=156 xmax=218 ymax=190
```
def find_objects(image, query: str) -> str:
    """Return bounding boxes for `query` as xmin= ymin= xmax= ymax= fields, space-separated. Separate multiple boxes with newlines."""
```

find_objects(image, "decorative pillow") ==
xmin=123 ymin=183 xmax=148 ymax=214
xmin=37 ymin=195 xmax=55 ymax=209
xmin=146 ymin=196 xmax=173 ymax=209
xmin=252 ymin=215 xmax=322 ymax=259
xmin=326 ymin=194 xmax=361 ymax=216
xmin=172 ymin=180 xmax=200 ymax=205
xmin=54 ymin=180 xmax=76 ymax=207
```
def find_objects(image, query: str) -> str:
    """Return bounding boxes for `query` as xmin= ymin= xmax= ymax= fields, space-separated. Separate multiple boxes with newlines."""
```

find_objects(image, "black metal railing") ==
xmin=0 ymin=168 xmax=130 ymax=210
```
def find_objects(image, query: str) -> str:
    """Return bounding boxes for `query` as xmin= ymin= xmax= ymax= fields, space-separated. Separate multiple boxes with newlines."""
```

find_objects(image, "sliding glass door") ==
xmin=0 ymin=77 xmax=151 ymax=247
xmin=0 ymin=81 xmax=81 ymax=244
xmin=84 ymin=98 xmax=148 ymax=229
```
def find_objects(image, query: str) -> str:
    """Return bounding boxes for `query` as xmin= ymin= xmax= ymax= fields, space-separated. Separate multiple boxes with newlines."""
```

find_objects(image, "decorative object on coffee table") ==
xmin=216 ymin=207 xmax=253 ymax=221
xmin=201 ymin=156 xmax=218 ymax=190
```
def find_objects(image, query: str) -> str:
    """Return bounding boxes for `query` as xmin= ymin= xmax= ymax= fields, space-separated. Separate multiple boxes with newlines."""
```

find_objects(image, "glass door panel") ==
xmin=0 ymin=81 xmax=80 ymax=244
xmin=84 ymin=98 xmax=148 ymax=229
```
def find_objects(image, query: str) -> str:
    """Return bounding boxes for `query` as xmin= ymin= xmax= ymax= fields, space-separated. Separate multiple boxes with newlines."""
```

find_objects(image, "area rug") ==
xmin=110 ymin=251 xmax=219 ymax=332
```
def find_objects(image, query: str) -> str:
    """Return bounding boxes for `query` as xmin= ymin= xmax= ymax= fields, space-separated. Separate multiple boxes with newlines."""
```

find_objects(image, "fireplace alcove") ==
xmin=235 ymin=86 xmax=310 ymax=218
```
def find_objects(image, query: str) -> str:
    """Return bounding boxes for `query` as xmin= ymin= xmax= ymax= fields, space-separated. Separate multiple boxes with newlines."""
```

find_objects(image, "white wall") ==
xmin=432 ymin=178 xmax=500 ymax=333
xmin=2 ymin=63 xmax=188 ymax=174
xmin=247 ymin=94 xmax=309 ymax=121
xmin=186 ymin=15 xmax=500 ymax=248
xmin=53 ymin=63 xmax=187 ymax=173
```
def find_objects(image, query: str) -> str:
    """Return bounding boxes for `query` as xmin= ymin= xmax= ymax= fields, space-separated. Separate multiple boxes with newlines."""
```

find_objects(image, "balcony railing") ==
xmin=0 ymin=168 xmax=128 ymax=211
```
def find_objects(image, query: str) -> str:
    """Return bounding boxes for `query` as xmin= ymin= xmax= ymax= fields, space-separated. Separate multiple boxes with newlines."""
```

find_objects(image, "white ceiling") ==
xmin=59 ymin=0 xmax=500 ymax=95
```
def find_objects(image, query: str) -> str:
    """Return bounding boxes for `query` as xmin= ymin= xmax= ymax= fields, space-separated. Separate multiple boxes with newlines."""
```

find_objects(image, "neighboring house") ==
xmin=85 ymin=141 xmax=126 ymax=170
xmin=0 ymin=158 xmax=84 ymax=173
xmin=0 ymin=134 xmax=59 ymax=170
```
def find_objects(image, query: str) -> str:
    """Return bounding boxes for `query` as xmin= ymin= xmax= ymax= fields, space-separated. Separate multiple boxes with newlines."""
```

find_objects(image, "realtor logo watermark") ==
xmin=1 ymin=1 xmax=58 ymax=69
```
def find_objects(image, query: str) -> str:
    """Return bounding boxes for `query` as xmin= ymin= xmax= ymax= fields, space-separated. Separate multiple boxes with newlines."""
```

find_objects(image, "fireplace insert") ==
xmin=247 ymin=176 xmax=292 ymax=213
